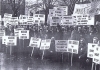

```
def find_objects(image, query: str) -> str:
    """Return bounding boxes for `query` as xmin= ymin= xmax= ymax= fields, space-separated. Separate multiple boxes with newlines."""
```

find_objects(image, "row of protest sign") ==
xmin=2 ymin=13 xmax=45 ymax=26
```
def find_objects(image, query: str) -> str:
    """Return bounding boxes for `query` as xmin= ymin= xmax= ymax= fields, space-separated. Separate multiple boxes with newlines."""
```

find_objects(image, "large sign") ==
xmin=73 ymin=3 xmax=91 ymax=15
xmin=93 ymin=46 xmax=100 ymax=64
xmin=55 ymin=40 xmax=67 ymax=52
xmin=29 ymin=37 xmax=41 ymax=48
xmin=33 ymin=14 xmax=45 ymax=25
xmin=27 ymin=16 xmax=34 ymax=25
xmin=87 ymin=43 xmax=98 ymax=58
xmin=73 ymin=14 xmax=94 ymax=25
xmin=2 ymin=36 xmax=8 ymax=45
xmin=67 ymin=40 xmax=79 ymax=54
xmin=50 ymin=16 xmax=61 ymax=26
xmin=6 ymin=36 xmax=17 ymax=46
xmin=19 ymin=15 xmax=27 ymax=24
xmin=40 ymin=39 xmax=51 ymax=50
xmin=9 ymin=17 xmax=18 ymax=25
xmin=19 ymin=30 xmax=29 ymax=39
xmin=0 ymin=30 xmax=5 ymax=39
xmin=61 ymin=16 xmax=73 ymax=25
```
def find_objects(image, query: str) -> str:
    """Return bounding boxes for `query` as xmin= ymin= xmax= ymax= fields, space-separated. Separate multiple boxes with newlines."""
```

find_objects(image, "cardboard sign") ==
xmin=87 ymin=43 xmax=98 ymax=58
xmin=33 ymin=14 xmax=45 ymax=25
xmin=67 ymin=40 xmax=79 ymax=54
xmin=19 ymin=15 xmax=27 ymax=23
xmin=61 ymin=16 xmax=73 ymax=25
xmin=29 ymin=37 xmax=41 ymax=48
xmin=2 ymin=36 xmax=8 ymax=45
xmin=0 ymin=30 xmax=5 ymax=39
xmin=50 ymin=16 xmax=61 ymax=26
xmin=73 ymin=14 xmax=94 ymax=25
xmin=73 ymin=3 xmax=91 ymax=15
xmin=3 ymin=13 xmax=12 ymax=26
xmin=55 ymin=40 xmax=67 ymax=52
xmin=40 ymin=39 xmax=51 ymax=50
xmin=14 ymin=28 xmax=24 ymax=37
xmin=93 ymin=46 xmax=100 ymax=64
xmin=6 ymin=36 xmax=17 ymax=46
xmin=19 ymin=30 xmax=29 ymax=39
xmin=27 ymin=16 xmax=34 ymax=25
xmin=9 ymin=17 xmax=18 ymax=25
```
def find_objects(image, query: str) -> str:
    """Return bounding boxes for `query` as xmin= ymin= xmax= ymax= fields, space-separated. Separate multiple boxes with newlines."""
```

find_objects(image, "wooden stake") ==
xmin=42 ymin=50 xmax=44 ymax=60
xmin=91 ymin=63 xmax=94 ymax=70
xmin=71 ymin=53 xmax=73 ymax=66
xmin=95 ymin=63 xmax=96 ymax=70
xmin=31 ymin=47 xmax=34 ymax=57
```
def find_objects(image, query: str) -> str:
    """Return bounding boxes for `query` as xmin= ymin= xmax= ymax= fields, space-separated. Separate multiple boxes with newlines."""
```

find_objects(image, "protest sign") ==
xmin=61 ymin=16 xmax=73 ymax=25
xmin=40 ymin=39 xmax=51 ymax=50
xmin=3 ymin=13 xmax=12 ymax=26
xmin=50 ymin=16 xmax=61 ymax=26
xmin=55 ymin=40 xmax=67 ymax=52
xmin=33 ymin=14 xmax=45 ymax=25
xmin=87 ymin=43 xmax=98 ymax=58
xmin=93 ymin=46 xmax=100 ymax=64
xmin=73 ymin=14 xmax=94 ymax=25
xmin=0 ymin=30 xmax=5 ymax=39
xmin=6 ymin=36 xmax=17 ymax=46
xmin=9 ymin=17 xmax=18 ymax=25
xmin=29 ymin=37 xmax=41 ymax=48
xmin=19 ymin=15 xmax=28 ymax=23
xmin=49 ymin=9 xmax=54 ymax=16
xmin=27 ymin=16 xmax=34 ymax=25
xmin=19 ymin=30 xmax=29 ymax=39
xmin=73 ymin=3 xmax=91 ymax=15
xmin=67 ymin=40 xmax=79 ymax=54
xmin=2 ymin=36 xmax=8 ymax=45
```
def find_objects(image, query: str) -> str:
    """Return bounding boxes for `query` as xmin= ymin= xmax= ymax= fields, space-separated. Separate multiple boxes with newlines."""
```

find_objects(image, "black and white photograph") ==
xmin=0 ymin=0 xmax=100 ymax=70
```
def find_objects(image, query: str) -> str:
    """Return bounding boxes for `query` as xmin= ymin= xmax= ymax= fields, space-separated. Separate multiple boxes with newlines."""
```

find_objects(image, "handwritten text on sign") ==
xmin=29 ymin=37 xmax=41 ymax=48
xmin=87 ymin=43 xmax=98 ymax=58
xmin=55 ymin=40 xmax=67 ymax=52
xmin=40 ymin=39 xmax=51 ymax=50
xmin=19 ymin=30 xmax=29 ymax=39
xmin=93 ymin=46 xmax=100 ymax=64
xmin=67 ymin=40 xmax=79 ymax=54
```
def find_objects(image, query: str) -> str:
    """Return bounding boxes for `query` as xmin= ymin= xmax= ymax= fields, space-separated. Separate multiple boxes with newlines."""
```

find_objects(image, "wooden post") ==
xmin=91 ymin=63 xmax=94 ymax=70
xmin=95 ymin=63 xmax=96 ymax=70
xmin=10 ymin=45 xmax=12 ymax=55
xmin=42 ymin=50 xmax=44 ymax=60
xmin=62 ymin=52 xmax=63 ymax=63
xmin=71 ymin=53 xmax=73 ymax=66
xmin=31 ymin=47 xmax=34 ymax=57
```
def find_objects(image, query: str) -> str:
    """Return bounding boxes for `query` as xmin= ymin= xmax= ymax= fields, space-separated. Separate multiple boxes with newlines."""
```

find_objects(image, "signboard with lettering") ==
xmin=93 ymin=46 xmax=100 ymax=64
xmin=6 ymin=36 xmax=17 ymax=46
xmin=40 ymin=39 xmax=51 ymax=50
xmin=19 ymin=30 xmax=29 ymax=39
xmin=55 ymin=40 xmax=67 ymax=52
xmin=67 ymin=40 xmax=79 ymax=54
xmin=29 ymin=37 xmax=41 ymax=48
xmin=0 ymin=30 xmax=5 ymax=39
xmin=87 ymin=43 xmax=98 ymax=58
xmin=61 ymin=16 xmax=73 ymax=25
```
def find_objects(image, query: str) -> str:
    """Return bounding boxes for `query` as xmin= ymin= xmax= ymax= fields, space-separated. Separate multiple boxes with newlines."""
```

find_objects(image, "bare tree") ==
xmin=7 ymin=0 xmax=23 ymax=17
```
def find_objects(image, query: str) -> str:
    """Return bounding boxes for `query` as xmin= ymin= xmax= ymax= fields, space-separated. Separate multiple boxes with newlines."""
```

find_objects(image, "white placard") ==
xmin=40 ymin=39 xmax=51 ymax=50
xmin=93 ymin=46 xmax=100 ymax=64
xmin=29 ymin=37 xmax=41 ymax=48
xmin=19 ymin=30 xmax=29 ymax=39
xmin=6 ymin=36 xmax=17 ymax=46
xmin=73 ymin=3 xmax=91 ymax=15
xmin=55 ymin=40 xmax=67 ymax=52
xmin=87 ymin=43 xmax=98 ymax=58
xmin=0 ymin=30 xmax=5 ymax=39
xmin=2 ymin=36 xmax=8 ymax=45
xmin=73 ymin=14 xmax=94 ymax=25
xmin=27 ymin=16 xmax=34 ymax=25
xmin=67 ymin=40 xmax=79 ymax=54
xmin=61 ymin=16 xmax=73 ymax=25
xmin=9 ymin=17 xmax=18 ymax=25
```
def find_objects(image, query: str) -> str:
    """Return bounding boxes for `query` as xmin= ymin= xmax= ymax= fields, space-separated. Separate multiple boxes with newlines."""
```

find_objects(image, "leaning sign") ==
xmin=29 ymin=37 xmax=41 ymax=48
xmin=19 ymin=30 xmax=29 ymax=39
xmin=40 ymin=39 xmax=51 ymax=50
xmin=55 ymin=40 xmax=67 ymax=52
xmin=67 ymin=40 xmax=79 ymax=54
xmin=87 ymin=43 xmax=98 ymax=58
xmin=93 ymin=46 xmax=100 ymax=64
